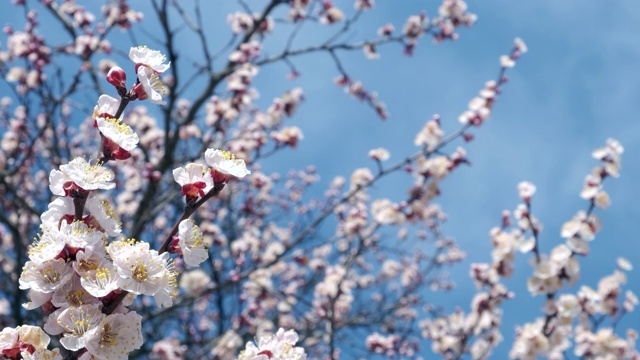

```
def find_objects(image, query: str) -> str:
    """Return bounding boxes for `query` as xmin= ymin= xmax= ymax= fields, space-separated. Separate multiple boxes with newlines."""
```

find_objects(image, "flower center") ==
xmin=132 ymin=264 xmax=148 ymax=283
xmin=43 ymin=268 xmax=61 ymax=284
xmin=100 ymin=323 xmax=117 ymax=347
xmin=67 ymin=290 xmax=85 ymax=306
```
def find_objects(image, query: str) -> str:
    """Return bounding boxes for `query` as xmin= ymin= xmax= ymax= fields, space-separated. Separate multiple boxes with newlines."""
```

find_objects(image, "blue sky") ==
xmin=2 ymin=0 xmax=640 ymax=357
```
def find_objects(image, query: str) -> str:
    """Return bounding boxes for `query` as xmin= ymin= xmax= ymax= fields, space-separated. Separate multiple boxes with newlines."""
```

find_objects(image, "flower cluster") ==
xmin=433 ymin=0 xmax=477 ymax=42
xmin=5 ymin=47 xmax=166 ymax=360
xmin=2 ymin=45 xmax=299 ymax=360
xmin=418 ymin=137 xmax=634 ymax=359
xmin=129 ymin=46 xmax=171 ymax=104
xmin=227 ymin=12 xmax=274 ymax=35
xmin=459 ymin=38 xmax=527 ymax=126
xmin=506 ymin=138 xmax=637 ymax=359
xmin=237 ymin=328 xmax=306 ymax=360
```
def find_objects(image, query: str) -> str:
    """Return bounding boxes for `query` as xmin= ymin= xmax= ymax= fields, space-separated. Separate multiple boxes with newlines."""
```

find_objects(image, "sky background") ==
xmin=2 ymin=1 xmax=640 ymax=358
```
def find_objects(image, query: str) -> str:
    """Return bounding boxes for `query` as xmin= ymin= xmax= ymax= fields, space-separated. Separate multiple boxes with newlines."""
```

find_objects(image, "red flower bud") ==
xmin=106 ymin=66 xmax=127 ymax=88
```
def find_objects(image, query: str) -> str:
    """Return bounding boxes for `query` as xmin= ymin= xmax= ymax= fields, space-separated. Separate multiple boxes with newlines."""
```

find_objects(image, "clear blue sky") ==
xmin=2 ymin=1 xmax=640 ymax=358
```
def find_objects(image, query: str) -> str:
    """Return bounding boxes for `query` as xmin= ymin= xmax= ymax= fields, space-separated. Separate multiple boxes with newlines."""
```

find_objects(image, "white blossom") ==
xmin=414 ymin=119 xmax=443 ymax=150
xmin=84 ymin=197 xmax=122 ymax=237
xmin=514 ymin=37 xmax=528 ymax=53
xmin=96 ymin=116 xmax=139 ymax=151
xmin=79 ymin=261 xmax=120 ymax=298
xmin=19 ymin=259 xmax=74 ymax=293
xmin=49 ymin=158 xmax=115 ymax=196
xmin=108 ymin=240 xmax=171 ymax=297
xmin=205 ymin=149 xmax=251 ymax=180
xmin=238 ymin=328 xmax=306 ymax=360
xmin=592 ymin=138 xmax=623 ymax=177
xmin=517 ymin=181 xmax=537 ymax=200
xmin=368 ymin=148 xmax=390 ymax=161
xmin=92 ymin=94 xmax=120 ymax=120
xmin=178 ymin=219 xmax=209 ymax=267
xmin=136 ymin=65 xmax=167 ymax=105
xmin=57 ymin=304 xmax=105 ymax=351
xmin=84 ymin=312 xmax=143 ymax=360
xmin=500 ymin=55 xmax=515 ymax=68
xmin=128 ymin=46 xmax=170 ymax=73
xmin=51 ymin=275 xmax=99 ymax=308
xmin=371 ymin=199 xmax=405 ymax=225
xmin=172 ymin=163 xmax=214 ymax=198
xmin=40 ymin=197 xmax=74 ymax=229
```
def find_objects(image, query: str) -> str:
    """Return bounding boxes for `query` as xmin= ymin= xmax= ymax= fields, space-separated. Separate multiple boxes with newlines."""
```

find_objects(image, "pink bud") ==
xmin=334 ymin=75 xmax=350 ymax=86
xmin=288 ymin=71 xmax=300 ymax=80
xmin=106 ymin=66 xmax=126 ymax=88
xmin=404 ymin=43 xmax=415 ymax=56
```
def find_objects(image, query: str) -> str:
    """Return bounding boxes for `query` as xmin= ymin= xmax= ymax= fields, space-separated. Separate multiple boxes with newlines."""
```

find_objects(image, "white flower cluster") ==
xmin=3 ymin=47 xmax=178 ymax=360
xmin=458 ymin=79 xmax=498 ymax=126
xmin=419 ymin=139 xmax=636 ymax=359
xmin=172 ymin=148 xmax=251 ymax=208
xmin=420 ymin=260 xmax=511 ymax=359
xmin=580 ymin=138 xmax=624 ymax=210
xmin=435 ymin=0 xmax=477 ymax=40
xmin=414 ymin=114 xmax=443 ymax=151
xmin=129 ymin=46 xmax=171 ymax=105
xmin=510 ymin=139 xmax=639 ymax=359
xmin=511 ymin=266 xmax=639 ymax=359
xmin=4 ymin=44 xmax=301 ymax=360
xmin=227 ymin=12 xmax=273 ymax=35
xmin=459 ymin=38 xmax=527 ymax=126
xmin=237 ymin=328 xmax=306 ymax=360
xmin=13 ymin=129 xmax=163 ymax=359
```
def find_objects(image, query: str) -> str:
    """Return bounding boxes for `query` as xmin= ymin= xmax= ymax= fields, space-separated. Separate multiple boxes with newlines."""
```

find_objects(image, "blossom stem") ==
xmin=158 ymin=182 xmax=226 ymax=254
xmin=114 ymin=96 xmax=130 ymax=119
xmin=525 ymin=202 xmax=541 ymax=263
xmin=103 ymin=291 xmax=128 ymax=315
xmin=72 ymin=195 xmax=87 ymax=221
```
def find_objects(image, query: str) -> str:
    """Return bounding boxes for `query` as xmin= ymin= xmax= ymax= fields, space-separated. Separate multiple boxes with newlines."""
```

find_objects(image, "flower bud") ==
xmin=106 ymin=66 xmax=126 ymax=88
xmin=132 ymin=83 xmax=148 ymax=101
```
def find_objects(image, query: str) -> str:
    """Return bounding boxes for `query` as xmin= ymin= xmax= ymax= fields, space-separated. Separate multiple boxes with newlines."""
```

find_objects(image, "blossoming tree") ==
xmin=0 ymin=0 xmax=636 ymax=359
